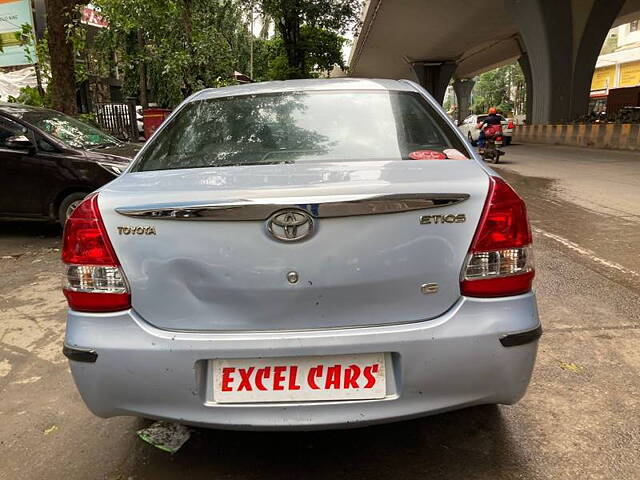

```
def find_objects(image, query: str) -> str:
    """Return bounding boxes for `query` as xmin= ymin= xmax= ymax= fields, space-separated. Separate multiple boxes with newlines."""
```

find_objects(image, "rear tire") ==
xmin=58 ymin=192 xmax=88 ymax=227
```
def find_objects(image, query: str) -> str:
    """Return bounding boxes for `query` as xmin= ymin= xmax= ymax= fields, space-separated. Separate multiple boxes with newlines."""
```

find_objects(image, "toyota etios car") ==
xmin=62 ymin=78 xmax=541 ymax=430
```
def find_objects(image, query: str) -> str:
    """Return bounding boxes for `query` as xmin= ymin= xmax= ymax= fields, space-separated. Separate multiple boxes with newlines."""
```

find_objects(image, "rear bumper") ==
xmin=64 ymin=293 xmax=540 ymax=430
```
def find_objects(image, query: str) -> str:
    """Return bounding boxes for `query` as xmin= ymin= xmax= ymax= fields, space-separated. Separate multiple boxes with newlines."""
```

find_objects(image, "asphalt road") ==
xmin=1 ymin=143 xmax=639 ymax=480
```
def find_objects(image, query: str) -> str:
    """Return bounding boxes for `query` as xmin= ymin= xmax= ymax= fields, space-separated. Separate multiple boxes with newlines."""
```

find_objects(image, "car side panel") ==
xmin=0 ymin=114 xmax=117 ymax=221
xmin=39 ymin=152 xmax=115 ymax=220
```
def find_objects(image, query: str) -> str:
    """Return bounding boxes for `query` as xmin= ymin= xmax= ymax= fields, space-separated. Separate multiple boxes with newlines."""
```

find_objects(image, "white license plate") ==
xmin=211 ymin=353 xmax=386 ymax=403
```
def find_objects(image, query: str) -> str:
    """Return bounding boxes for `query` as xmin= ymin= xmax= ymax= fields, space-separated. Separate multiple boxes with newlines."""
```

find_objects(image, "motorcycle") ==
xmin=478 ymin=124 xmax=504 ymax=164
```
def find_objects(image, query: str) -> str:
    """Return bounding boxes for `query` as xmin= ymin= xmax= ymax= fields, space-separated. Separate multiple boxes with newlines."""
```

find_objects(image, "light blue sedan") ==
xmin=61 ymin=78 xmax=540 ymax=430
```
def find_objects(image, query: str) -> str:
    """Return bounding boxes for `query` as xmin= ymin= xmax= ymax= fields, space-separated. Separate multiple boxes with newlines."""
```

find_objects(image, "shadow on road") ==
xmin=0 ymin=221 xmax=61 ymax=256
xmin=0 ymin=221 xmax=61 ymax=238
xmin=121 ymin=405 xmax=531 ymax=479
xmin=493 ymin=160 xmax=514 ymax=165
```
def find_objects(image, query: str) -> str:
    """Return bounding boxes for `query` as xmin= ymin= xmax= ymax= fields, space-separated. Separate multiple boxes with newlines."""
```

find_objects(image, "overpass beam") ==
xmin=453 ymin=78 xmax=475 ymax=124
xmin=412 ymin=62 xmax=456 ymax=104
xmin=506 ymin=0 xmax=624 ymax=124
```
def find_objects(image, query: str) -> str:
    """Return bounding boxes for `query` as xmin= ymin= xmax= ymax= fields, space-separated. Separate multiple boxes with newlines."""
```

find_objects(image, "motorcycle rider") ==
xmin=477 ymin=107 xmax=502 ymax=153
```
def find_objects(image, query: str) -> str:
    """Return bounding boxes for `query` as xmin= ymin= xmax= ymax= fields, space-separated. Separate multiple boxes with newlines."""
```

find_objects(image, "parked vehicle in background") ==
xmin=62 ymin=78 xmax=540 ymax=431
xmin=0 ymin=103 xmax=139 ymax=226
xmin=506 ymin=118 xmax=516 ymax=139
xmin=459 ymin=114 xmax=513 ymax=145
xmin=606 ymin=86 xmax=640 ymax=121
xmin=588 ymin=92 xmax=608 ymax=117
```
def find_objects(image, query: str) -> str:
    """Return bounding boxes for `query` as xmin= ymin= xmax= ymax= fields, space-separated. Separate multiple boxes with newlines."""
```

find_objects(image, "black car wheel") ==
xmin=58 ymin=192 xmax=88 ymax=227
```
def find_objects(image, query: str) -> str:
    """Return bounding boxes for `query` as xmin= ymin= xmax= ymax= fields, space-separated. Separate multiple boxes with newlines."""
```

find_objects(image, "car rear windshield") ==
xmin=134 ymin=90 xmax=469 ymax=171
xmin=17 ymin=110 xmax=121 ymax=150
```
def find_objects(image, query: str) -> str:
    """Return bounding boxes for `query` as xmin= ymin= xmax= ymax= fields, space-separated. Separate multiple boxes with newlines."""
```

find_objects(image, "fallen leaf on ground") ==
xmin=44 ymin=425 xmax=58 ymax=435
xmin=12 ymin=376 xmax=42 ymax=385
xmin=560 ymin=362 xmax=581 ymax=373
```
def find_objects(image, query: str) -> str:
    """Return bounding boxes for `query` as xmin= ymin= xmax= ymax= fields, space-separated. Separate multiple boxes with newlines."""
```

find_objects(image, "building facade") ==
xmin=590 ymin=18 xmax=640 ymax=111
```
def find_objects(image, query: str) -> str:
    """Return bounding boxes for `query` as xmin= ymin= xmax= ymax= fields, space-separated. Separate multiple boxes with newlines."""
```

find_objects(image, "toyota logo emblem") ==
xmin=266 ymin=209 xmax=314 ymax=242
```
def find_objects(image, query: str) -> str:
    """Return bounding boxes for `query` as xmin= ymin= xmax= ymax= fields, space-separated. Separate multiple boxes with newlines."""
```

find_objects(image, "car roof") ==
xmin=193 ymin=78 xmax=415 ymax=102
xmin=0 ymin=102 xmax=59 ymax=116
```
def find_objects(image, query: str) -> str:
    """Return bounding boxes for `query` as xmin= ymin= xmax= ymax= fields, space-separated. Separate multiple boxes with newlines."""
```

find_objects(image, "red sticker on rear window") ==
xmin=408 ymin=150 xmax=447 ymax=160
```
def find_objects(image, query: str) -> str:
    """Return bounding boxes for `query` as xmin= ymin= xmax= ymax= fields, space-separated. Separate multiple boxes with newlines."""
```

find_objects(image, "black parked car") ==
xmin=0 ymin=103 xmax=139 ymax=226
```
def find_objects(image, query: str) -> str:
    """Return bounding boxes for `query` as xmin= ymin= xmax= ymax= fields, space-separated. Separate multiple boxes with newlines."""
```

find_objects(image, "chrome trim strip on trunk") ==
xmin=115 ymin=193 xmax=470 ymax=221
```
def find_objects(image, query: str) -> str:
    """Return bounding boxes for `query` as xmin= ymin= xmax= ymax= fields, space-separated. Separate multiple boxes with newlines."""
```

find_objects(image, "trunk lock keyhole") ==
xmin=287 ymin=271 xmax=299 ymax=284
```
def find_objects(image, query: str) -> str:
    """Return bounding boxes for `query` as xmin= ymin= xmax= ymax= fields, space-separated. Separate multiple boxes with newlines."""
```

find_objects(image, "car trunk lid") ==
xmin=98 ymin=160 xmax=489 ymax=331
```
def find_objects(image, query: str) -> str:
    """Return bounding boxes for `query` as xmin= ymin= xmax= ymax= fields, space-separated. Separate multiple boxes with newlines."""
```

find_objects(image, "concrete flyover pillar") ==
xmin=412 ymin=62 xmax=457 ymax=105
xmin=505 ymin=0 xmax=625 ymax=124
xmin=518 ymin=53 xmax=533 ymax=124
xmin=452 ymin=78 xmax=475 ymax=124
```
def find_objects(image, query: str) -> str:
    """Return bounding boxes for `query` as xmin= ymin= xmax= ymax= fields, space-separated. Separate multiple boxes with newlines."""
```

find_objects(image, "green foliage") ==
xmin=12 ymin=0 xmax=358 ymax=111
xmin=443 ymin=95 xmax=452 ymax=112
xmin=7 ymin=86 xmax=47 ymax=107
xmin=93 ymin=0 xmax=255 ymax=107
xmin=257 ymin=25 xmax=345 ymax=80
xmin=7 ymin=23 xmax=50 ymax=107
xmin=302 ymin=25 xmax=346 ymax=74
xmin=78 ymin=113 xmax=100 ymax=128
xmin=250 ymin=36 xmax=280 ymax=81
xmin=266 ymin=49 xmax=295 ymax=80
xmin=471 ymin=63 xmax=526 ymax=116
xmin=15 ymin=23 xmax=36 ymax=64
xmin=250 ymin=0 xmax=359 ymax=79
xmin=257 ymin=0 xmax=360 ymax=34
xmin=33 ymin=33 xmax=52 ymax=84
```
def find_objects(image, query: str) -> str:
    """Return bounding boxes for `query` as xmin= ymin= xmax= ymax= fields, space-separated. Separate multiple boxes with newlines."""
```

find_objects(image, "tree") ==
xmin=39 ymin=0 xmax=358 ymax=111
xmin=94 ymin=0 xmax=254 ymax=107
xmin=11 ymin=13 xmax=110 ymax=111
xmin=250 ymin=0 xmax=360 ymax=79
xmin=471 ymin=63 xmax=526 ymax=116
xmin=45 ymin=0 xmax=83 ymax=115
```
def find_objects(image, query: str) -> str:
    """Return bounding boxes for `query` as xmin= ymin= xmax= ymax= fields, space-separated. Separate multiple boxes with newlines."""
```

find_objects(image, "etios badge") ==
xmin=266 ymin=209 xmax=314 ymax=242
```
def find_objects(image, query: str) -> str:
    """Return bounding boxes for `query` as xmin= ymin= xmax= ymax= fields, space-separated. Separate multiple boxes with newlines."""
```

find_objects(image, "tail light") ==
xmin=61 ymin=193 xmax=130 ymax=312
xmin=461 ymin=177 xmax=534 ymax=297
xmin=507 ymin=121 xmax=514 ymax=129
